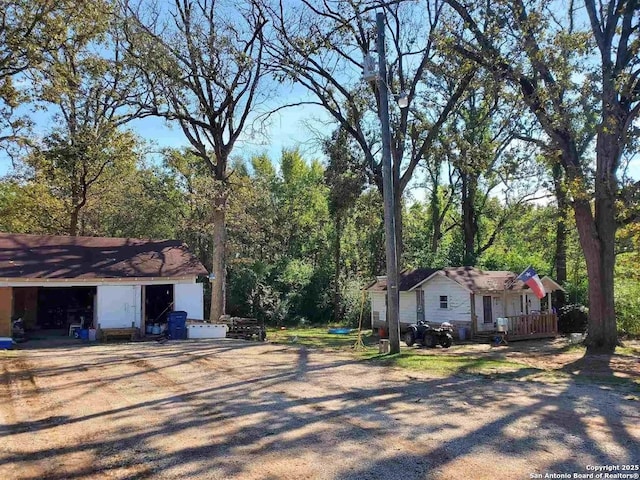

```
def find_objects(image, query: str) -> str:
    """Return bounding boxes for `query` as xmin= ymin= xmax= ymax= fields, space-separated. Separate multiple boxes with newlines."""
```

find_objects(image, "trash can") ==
xmin=458 ymin=327 xmax=467 ymax=341
xmin=167 ymin=311 xmax=188 ymax=340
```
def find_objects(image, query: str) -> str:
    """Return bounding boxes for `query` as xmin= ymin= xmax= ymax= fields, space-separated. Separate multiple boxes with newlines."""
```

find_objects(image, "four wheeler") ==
xmin=404 ymin=320 xmax=454 ymax=348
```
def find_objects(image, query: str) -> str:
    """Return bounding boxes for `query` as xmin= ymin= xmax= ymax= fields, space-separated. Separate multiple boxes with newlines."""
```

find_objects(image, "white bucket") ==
xmin=569 ymin=333 xmax=584 ymax=344
xmin=152 ymin=324 xmax=161 ymax=335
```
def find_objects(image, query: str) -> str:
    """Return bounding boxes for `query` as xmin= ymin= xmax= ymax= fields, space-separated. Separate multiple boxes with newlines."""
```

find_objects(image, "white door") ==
xmin=174 ymin=283 xmax=204 ymax=320
xmin=97 ymin=285 xmax=141 ymax=328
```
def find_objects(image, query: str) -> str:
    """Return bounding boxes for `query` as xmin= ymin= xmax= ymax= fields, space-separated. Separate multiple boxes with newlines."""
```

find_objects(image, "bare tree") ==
xmin=264 ymin=0 xmax=473 ymax=263
xmin=122 ymin=0 xmax=268 ymax=322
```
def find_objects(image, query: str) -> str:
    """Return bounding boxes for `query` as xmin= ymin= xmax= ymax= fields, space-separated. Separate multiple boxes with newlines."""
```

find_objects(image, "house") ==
xmin=366 ymin=266 xmax=564 ymax=339
xmin=0 ymin=233 xmax=208 ymax=338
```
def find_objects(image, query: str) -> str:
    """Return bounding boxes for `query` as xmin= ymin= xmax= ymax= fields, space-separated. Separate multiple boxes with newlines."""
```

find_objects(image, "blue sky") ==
xmin=1 ymin=97 xmax=638 ymax=183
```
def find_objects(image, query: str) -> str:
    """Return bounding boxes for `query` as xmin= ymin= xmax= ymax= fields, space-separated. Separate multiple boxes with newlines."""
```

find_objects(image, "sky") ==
xmin=0 ymin=95 xmax=331 ymax=177
xmin=1 ymin=89 xmax=638 ymax=185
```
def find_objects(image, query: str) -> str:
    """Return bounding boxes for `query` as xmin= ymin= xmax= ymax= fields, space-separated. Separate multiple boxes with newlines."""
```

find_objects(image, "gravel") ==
xmin=0 ymin=339 xmax=638 ymax=480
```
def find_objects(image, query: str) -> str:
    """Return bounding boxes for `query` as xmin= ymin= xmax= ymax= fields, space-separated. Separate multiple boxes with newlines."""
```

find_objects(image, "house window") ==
xmin=439 ymin=295 xmax=448 ymax=309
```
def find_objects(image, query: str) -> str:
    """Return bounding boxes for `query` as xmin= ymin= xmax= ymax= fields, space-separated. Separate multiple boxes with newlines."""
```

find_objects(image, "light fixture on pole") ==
xmin=396 ymin=91 xmax=409 ymax=109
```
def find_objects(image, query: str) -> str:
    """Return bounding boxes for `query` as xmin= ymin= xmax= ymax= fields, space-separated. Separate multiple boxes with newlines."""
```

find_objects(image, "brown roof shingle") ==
xmin=367 ymin=266 xmax=534 ymax=293
xmin=441 ymin=266 xmax=522 ymax=292
xmin=366 ymin=267 xmax=439 ymax=292
xmin=0 ymin=233 xmax=208 ymax=279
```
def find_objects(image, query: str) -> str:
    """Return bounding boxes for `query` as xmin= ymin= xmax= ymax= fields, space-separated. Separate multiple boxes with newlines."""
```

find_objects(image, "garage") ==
xmin=0 ymin=233 xmax=208 ymax=340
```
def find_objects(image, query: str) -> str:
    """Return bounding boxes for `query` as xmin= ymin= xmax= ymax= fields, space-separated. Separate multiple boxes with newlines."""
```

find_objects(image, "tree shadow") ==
xmin=1 ymin=341 xmax=638 ymax=480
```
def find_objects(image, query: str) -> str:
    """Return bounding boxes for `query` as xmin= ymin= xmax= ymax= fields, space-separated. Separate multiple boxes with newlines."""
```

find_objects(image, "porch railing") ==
xmin=505 ymin=313 xmax=558 ymax=337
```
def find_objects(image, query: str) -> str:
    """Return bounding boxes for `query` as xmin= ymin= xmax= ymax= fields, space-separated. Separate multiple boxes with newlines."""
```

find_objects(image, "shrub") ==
xmin=558 ymin=304 xmax=589 ymax=334
xmin=615 ymin=281 xmax=640 ymax=336
xmin=339 ymin=280 xmax=370 ymax=328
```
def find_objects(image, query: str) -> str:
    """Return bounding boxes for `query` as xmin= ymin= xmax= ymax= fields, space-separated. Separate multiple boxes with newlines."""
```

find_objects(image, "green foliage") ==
xmin=615 ymin=254 xmax=640 ymax=336
xmin=558 ymin=304 xmax=589 ymax=334
xmin=339 ymin=280 xmax=370 ymax=328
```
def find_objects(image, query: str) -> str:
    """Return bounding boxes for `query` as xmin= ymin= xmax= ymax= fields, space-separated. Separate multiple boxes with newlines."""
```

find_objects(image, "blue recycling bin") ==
xmin=167 ymin=311 xmax=188 ymax=340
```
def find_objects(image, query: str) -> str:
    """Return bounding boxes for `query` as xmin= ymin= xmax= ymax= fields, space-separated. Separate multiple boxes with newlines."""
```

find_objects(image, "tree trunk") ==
xmin=69 ymin=209 xmax=79 ymax=237
xmin=393 ymin=190 xmax=403 ymax=268
xmin=461 ymin=172 xmax=477 ymax=266
xmin=553 ymin=163 xmax=567 ymax=307
xmin=333 ymin=215 xmax=343 ymax=323
xmin=430 ymin=186 xmax=441 ymax=253
xmin=209 ymin=200 xmax=227 ymax=323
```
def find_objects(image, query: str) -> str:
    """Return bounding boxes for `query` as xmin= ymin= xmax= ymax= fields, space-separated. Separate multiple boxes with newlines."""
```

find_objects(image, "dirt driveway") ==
xmin=1 ymin=339 xmax=638 ymax=480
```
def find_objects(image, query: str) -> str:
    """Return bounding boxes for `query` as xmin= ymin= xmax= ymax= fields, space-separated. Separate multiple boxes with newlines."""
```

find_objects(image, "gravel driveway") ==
xmin=1 ymin=340 xmax=638 ymax=480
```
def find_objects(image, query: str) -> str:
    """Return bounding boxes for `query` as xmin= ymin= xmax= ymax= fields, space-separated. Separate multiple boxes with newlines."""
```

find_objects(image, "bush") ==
xmin=558 ymin=304 xmax=589 ymax=334
xmin=615 ymin=281 xmax=640 ymax=336
xmin=339 ymin=280 xmax=370 ymax=328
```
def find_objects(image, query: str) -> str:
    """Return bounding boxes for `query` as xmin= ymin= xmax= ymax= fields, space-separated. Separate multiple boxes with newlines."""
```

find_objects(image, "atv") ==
xmin=404 ymin=320 xmax=453 ymax=348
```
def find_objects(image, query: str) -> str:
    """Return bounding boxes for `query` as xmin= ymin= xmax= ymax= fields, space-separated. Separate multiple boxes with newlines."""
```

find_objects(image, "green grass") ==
xmin=617 ymin=344 xmax=640 ymax=356
xmin=268 ymin=327 xmax=535 ymax=376
xmin=268 ymin=327 xmax=377 ymax=349
xmin=267 ymin=327 xmax=639 ymax=390
xmin=364 ymin=351 xmax=535 ymax=376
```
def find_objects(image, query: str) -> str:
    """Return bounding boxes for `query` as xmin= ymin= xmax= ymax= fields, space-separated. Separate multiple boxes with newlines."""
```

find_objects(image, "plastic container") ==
xmin=79 ymin=329 xmax=89 ymax=341
xmin=88 ymin=329 xmax=97 ymax=341
xmin=496 ymin=317 xmax=508 ymax=332
xmin=146 ymin=324 xmax=153 ymax=334
xmin=0 ymin=337 xmax=13 ymax=349
xmin=152 ymin=324 xmax=161 ymax=335
xmin=458 ymin=327 xmax=467 ymax=341
xmin=569 ymin=333 xmax=584 ymax=344
xmin=187 ymin=324 xmax=228 ymax=339
xmin=167 ymin=311 xmax=188 ymax=340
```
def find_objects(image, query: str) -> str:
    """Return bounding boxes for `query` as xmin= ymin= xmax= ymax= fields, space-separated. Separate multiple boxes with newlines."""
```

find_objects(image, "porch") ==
xmin=473 ymin=313 xmax=558 ymax=342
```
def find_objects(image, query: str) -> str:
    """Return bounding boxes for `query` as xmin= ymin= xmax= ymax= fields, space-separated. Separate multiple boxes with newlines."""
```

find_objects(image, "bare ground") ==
xmin=0 ymin=338 xmax=638 ymax=480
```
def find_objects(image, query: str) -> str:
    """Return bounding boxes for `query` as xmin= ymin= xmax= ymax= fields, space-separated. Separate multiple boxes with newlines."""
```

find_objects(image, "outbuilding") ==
xmin=0 ymin=233 xmax=208 ymax=338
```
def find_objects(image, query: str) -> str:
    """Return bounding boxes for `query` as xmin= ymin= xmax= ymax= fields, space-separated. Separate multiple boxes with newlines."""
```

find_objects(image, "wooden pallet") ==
xmin=220 ymin=316 xmax=266 ymax=341
xmin=99 ymin=327 xmax=139 ymax=342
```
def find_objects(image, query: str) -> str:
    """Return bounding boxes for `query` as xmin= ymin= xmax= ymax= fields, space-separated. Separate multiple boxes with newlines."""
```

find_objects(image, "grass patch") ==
xmin=267 ymin=328 xmax=639 ymax=390
xmin=268 ymin=327 xmax=376 ymax=350
xmin=617 ymin=344 xmax=640 ymax=357
xmin=364 ymin=351 xmax=534 ymax=376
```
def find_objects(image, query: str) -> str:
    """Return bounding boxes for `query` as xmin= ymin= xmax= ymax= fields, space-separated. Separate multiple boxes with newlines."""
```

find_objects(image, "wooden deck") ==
xmin=474 ymin=313 xmax=558 ymax=342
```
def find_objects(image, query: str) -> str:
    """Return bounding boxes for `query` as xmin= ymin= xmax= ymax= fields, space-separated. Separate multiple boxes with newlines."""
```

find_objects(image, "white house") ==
xmin=366 ymin=266 xmax=564 ymax=338
xmin=0 ymin=233 xmax=208 ymax=338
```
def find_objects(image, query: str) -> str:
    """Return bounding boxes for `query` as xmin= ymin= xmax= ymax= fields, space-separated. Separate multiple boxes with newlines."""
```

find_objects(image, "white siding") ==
xmin=96 ymin=285 xmax=141 ymax=329
xmin=369 ymin=291 xmax=417 ymax=328
xmin=399 ymin=292 xmax=416 ymax=326
xmin=422 ymin=275 xmax=472 ymax=330
xmin=174 ymin=283 xmax=204 ymax=320
xmin=370 ymin=292 xmax=386 ymax=328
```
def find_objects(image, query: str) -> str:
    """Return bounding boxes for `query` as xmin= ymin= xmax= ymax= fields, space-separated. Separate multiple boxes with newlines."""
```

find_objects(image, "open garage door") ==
xmin=13 ymin=286 xmax=96 ymax=333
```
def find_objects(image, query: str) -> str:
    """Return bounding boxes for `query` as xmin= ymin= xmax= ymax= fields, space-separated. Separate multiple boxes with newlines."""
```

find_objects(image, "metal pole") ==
xmin=376 ymin=11 xmax=400 ymax=354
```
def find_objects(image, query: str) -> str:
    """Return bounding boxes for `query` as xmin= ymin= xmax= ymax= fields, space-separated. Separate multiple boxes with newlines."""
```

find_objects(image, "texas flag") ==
xmin=516 ymin=266 xmax=546 ymax=299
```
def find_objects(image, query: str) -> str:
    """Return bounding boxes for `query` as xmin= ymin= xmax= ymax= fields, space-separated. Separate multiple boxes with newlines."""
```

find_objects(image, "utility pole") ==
xmin=376 ymin=11 xmax=400 ymax=354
